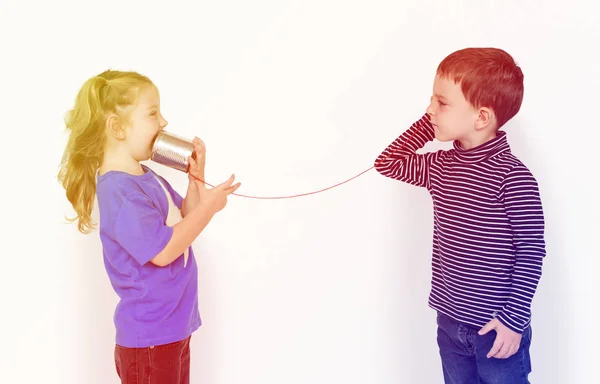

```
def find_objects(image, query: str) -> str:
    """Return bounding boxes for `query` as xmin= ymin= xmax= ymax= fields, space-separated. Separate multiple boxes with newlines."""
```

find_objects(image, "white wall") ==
xmin=1 ymin=0 xmax=598 ymax=383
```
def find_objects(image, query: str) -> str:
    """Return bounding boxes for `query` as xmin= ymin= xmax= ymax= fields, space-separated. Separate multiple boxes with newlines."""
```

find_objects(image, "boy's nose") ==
xmin=426 ymin=103 xmax=435 ymax=116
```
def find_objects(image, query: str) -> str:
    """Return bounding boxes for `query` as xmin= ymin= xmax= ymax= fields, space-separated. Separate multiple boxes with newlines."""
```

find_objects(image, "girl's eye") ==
xmin=150 ymin=111 xmax=157 ymax=116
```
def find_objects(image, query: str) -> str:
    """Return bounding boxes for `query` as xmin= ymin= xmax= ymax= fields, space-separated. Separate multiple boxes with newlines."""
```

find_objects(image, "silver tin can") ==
xmin=151 ymin=131 xmax=194 ymax=172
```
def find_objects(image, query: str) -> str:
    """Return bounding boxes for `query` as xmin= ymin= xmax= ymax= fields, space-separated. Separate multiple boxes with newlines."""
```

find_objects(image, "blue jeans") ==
xmin=436 ymin=312 xmax=532 ymax=384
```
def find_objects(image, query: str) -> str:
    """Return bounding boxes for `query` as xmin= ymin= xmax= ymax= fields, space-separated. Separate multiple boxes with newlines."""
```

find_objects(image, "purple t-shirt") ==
xmin=96 ymin=164 xmax=201 ymax=348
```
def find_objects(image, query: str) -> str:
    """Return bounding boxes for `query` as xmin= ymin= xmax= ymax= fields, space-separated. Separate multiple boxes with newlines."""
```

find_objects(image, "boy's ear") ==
xmin=106 ymin=114 xmax=126 ymax=140
xmin=475 ymin=107 xmax=496 ymax=131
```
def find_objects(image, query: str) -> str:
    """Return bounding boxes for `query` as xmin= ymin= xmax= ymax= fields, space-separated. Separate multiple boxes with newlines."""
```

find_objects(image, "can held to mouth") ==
xmin=151 ymin=131 xmax=194 ymax=172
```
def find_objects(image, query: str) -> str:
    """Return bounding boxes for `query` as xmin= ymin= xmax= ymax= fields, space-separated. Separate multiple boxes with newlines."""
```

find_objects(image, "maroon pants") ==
xmin=114 ymin=336 xmax=191 ymax=384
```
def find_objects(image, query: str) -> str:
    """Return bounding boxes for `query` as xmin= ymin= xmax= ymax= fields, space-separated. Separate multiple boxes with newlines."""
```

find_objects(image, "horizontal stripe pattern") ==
xmin=375 ymin=113 xmax=545 ymax=333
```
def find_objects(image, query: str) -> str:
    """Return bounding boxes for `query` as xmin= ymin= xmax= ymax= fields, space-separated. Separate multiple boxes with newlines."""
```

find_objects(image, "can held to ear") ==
xmin=151 ymin=131 xmax=194 ymax=172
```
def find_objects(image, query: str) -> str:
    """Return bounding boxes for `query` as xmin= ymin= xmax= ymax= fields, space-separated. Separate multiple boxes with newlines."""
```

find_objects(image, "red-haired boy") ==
xmin=375 ymin=47 xmax=545 ymax=383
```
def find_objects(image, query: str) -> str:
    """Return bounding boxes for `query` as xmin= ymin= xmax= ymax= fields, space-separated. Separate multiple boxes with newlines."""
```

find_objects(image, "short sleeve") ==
xmin=114 ymin=191 xmax=174 ymax=265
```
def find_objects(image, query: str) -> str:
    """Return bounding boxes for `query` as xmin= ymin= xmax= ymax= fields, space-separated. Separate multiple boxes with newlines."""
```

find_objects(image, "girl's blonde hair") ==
xmin=58 ymin=70 xmax=155 ymax=233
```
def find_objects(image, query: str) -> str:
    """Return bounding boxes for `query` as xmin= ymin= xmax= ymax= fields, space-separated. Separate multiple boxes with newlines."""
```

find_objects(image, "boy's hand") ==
xmin=478 ymin=318 xmax=522 ymax=359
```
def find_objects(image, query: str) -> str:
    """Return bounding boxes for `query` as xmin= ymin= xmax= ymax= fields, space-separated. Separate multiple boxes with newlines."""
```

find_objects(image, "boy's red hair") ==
xmin=437 ymin=48 xmax=524 ymax=129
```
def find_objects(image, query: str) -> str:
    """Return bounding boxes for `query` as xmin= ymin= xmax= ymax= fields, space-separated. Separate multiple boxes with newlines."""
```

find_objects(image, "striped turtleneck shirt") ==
xmin=374 ymin=113 xmax=546 ymax=333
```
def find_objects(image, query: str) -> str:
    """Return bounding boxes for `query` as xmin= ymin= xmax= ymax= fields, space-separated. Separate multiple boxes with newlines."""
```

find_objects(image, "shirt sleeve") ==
xmin=374 ymin=113 xmax=441 ymax=189
xmin=496 ymin=164 xmax=546 ymax=333
xmin=113 ymin=190 xmax=174 ymax=266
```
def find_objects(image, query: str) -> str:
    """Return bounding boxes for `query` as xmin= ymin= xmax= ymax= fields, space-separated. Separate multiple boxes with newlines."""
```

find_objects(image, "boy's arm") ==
xmin=496 ymin=165 xmax=546 ymax=333
xmin=374 ymin=113 xmax=438 ymax=188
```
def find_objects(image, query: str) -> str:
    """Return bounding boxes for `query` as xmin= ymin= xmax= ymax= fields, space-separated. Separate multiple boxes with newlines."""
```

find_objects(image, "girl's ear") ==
xmin=106 ymin=114 xmax=126 ymax=140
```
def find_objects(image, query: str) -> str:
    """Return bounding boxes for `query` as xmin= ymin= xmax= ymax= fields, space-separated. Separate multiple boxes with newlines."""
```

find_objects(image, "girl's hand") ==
xmin=188 ymin=137 xmax=206 ymax=186
xmin=198 ymin=174 xmax=241 ymax=214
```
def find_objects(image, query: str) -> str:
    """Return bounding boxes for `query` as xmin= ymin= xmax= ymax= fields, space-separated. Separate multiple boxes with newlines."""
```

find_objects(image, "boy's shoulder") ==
xmin=497 ymin=151 xmax=538 ymax=178
xmin=490 ymin=151 xmax=542 ymax=197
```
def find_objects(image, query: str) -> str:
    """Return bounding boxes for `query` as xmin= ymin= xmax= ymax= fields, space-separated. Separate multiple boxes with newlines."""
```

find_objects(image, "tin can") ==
xmin=150 ymin=131 xmax=194 ymax=172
